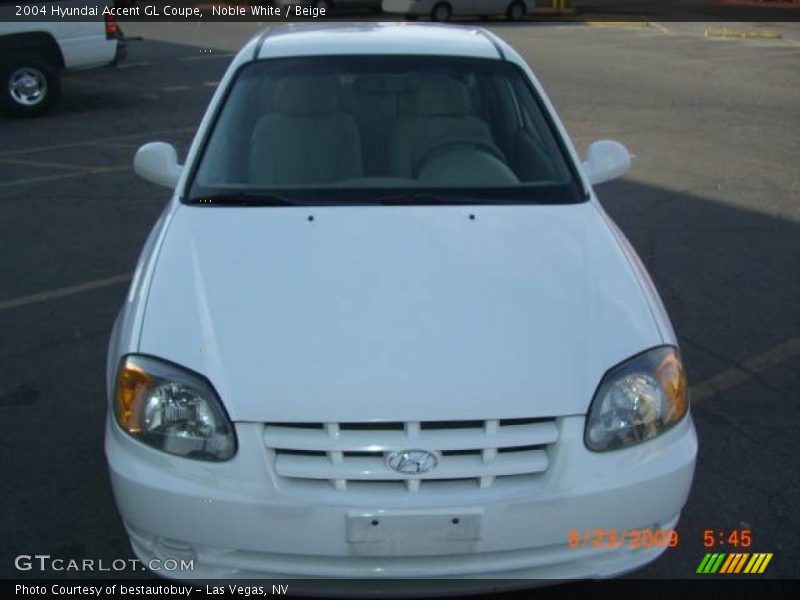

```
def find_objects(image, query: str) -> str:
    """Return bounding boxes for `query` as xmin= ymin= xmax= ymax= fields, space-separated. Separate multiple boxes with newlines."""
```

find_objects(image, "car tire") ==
xmin=431 ymin=2 xmax=452 ymax=22
xmin=0 ymin=54 xmax=60 ymax=117
xmin=507 ymin=1 xmax=526 ymax=21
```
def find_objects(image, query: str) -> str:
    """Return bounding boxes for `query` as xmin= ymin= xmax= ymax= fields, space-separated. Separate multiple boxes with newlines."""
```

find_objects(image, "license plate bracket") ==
xmin=346 ymin=508 xmax=483 ymax=556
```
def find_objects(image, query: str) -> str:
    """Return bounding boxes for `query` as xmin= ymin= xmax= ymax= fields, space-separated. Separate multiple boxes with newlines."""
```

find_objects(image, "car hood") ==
xmin=139 ymin=203 xmax=663 ymax=422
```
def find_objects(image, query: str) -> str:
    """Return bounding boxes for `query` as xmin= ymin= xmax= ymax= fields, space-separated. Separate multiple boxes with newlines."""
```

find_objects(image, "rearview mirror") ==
xmin=134 ymin=142 xmax=183 ymax=189
xmin=583 ymin=140 xmax=631 ymax=185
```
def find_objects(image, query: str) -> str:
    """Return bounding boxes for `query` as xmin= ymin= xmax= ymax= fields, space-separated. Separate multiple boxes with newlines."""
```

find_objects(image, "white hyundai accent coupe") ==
xmin=106 ymin=24 xmax=697 ymax=587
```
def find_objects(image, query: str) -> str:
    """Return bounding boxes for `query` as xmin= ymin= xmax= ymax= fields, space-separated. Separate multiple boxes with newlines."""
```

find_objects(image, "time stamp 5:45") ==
xmin=704 ymin=529 xmax=752 ymax=549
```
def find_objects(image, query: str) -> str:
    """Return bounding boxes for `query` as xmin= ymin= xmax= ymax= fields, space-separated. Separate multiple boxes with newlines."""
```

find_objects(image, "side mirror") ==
xmin=134 ymin=142 xmax=183 ymax=189
xmin=583 ymin=140 xmax=631 ymax=185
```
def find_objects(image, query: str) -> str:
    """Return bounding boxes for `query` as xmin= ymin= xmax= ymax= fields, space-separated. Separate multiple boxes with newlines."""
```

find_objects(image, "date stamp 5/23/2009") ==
xmin=567 ymin=528 xmax=679 ymax=550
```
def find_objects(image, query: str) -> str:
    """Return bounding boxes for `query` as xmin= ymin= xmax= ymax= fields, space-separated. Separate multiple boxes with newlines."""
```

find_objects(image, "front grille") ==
xmin=263 ymin=418 xmax=559 ymax=492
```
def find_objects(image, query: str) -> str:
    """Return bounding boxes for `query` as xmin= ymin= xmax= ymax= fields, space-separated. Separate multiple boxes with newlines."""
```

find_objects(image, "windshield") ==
xmin=186 ymin=55 xmax=585 ymax=206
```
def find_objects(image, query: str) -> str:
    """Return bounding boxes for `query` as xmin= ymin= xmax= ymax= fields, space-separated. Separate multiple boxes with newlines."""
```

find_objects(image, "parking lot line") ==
xmin=0 ymin=274 xmax=132 ymax=311
xmin=704 ymin=27 xmax=782 ymax=40
xmin=585 ymin=21 xmax=650 ymax=28
xmin=0 ymin=157 xmax=110 ymax=172
xmin=648 ymin=22 xmax=670 ymax=35
xmin=0 ymin=126 xmax=194 ymax=158
xmin=0 ymin=166 xmax=131 ymax=189
xmin=691 ymin=336 xmax=800 ymax=403
xmin=116 ymin=61 xmax=155 ymax=69
xmin=181 ymin=53 xmax=234 ymax=61
xmin=95 ymin=141 xmax=145 ymax=149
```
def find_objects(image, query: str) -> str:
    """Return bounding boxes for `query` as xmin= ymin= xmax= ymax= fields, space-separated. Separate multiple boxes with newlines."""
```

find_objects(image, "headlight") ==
xmin=114 ymin=355 xmax=236 ymax=461
xmin=585 ymin=346 xmax=688 ymax=452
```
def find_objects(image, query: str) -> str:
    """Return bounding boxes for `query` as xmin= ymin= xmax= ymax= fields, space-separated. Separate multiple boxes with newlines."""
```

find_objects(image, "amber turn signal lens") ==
xmin=655 ymin=350 xmax=688 ymax=424
xmin=115 ymin=359 xmax=152 ymax=433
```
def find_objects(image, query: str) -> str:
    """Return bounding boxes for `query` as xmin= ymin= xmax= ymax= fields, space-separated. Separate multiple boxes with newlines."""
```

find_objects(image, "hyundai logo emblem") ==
xmin=386 ymin=449 xmax=438 ymax=474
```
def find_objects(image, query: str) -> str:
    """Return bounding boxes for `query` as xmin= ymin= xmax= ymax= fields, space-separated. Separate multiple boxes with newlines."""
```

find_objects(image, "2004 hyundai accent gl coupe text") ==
xmin=105 ymin=23 xmax=697 ymax=589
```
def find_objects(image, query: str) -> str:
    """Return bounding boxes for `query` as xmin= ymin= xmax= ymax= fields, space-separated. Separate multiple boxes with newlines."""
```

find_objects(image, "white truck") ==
xmin=0 ymin=1 xmax=126 ymax=116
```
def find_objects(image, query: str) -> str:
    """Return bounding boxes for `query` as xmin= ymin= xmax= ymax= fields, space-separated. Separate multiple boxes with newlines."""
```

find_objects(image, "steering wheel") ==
xmin=415 ymin=138 xmax=506 ymax=178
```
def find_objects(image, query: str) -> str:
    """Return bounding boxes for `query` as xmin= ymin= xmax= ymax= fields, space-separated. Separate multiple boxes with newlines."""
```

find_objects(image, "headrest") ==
xmin=275 ymin=75 xmax=339 ymax=115
xmin=413 ymin=78 xmax=471 ymax=117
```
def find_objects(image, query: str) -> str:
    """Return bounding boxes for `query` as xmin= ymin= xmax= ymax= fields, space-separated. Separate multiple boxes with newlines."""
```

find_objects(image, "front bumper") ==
xmin=106 ymin=414 xmax=696 ymax=586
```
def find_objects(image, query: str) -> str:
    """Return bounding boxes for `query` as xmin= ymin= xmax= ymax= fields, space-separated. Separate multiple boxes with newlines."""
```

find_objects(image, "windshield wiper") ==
xmin=375 ymin=192 xmax=488 ymax=206
xmin=186 ymin=192 xmax=302 ymax=206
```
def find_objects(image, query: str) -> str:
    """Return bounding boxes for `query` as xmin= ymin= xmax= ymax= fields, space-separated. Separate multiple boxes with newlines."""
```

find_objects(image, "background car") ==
xmin=382 ymin=0 xmax=535 ymax=22
xmin=0 ymin=1 xmax=125 ymax=116
xmin=272 ymin=0 xmax=383 ymax=14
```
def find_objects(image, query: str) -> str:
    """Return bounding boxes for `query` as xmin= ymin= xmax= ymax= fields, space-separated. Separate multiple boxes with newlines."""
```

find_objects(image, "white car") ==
xmin=106 ymin=23 xmax=697 ymax=587
xmin=382 ymin=0 xmax=535 ymax=22
xmin=272 ymin=0 xmax=383 ymax=14
xmin=0 ymin=2 xmax=125 ymax=116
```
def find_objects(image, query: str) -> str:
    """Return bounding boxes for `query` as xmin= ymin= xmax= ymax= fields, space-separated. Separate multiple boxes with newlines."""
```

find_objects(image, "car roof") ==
xmin=242 ymin=23 xmax=505 ymax=62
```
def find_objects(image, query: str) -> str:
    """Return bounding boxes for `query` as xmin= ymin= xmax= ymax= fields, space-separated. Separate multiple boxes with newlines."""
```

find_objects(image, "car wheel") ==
xmin=431 ymin=2 xmax=452 ymax=22
xmin=507 ymin=1 xmax=526 ymax=21
xmin=0 ymin=54 xmax=60 ymax=117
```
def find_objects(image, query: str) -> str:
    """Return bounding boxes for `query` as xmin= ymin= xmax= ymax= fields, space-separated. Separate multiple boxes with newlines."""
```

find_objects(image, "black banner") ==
xmin=1 ymin=0 xmax=799 ymax=23
xmin=5 ymin=578 xmax=800 ymax=600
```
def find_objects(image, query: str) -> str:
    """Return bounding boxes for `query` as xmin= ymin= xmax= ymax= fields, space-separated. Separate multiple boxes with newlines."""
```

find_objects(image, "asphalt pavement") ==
xmin=0 ymin=19 xmax=798 ymax=582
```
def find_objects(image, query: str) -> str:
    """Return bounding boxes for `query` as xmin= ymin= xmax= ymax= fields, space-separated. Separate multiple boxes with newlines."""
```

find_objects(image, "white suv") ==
xmin=0 ymin=2 xmax=125 ymax=116
xmin=106 ymin=24 xmax=696 ymax=589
